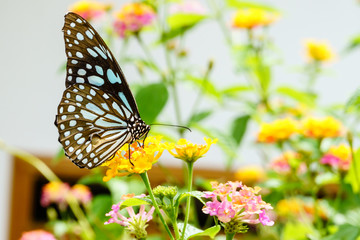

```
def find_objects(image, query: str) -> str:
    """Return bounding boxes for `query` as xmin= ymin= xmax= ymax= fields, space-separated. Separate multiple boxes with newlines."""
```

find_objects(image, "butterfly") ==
xmin=55 ymin=12 xmax=150 ymax=169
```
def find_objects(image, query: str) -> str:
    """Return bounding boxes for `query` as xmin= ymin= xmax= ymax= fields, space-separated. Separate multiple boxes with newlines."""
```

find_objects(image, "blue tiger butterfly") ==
xmin=55 ymin=12 xmax=150 ymax=169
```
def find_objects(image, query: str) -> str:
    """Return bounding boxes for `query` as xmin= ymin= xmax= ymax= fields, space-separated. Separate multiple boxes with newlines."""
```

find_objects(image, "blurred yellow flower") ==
xmin=305 ymin=39 xmax=335 ymax=62
xmin=257 ymin=118 xmax=298 ymax=143
xmin=276 ymin=198 xmax=327 ymax=221
xmin=168 ymin=137 xmax=217 ymax=163
xmin=301 ymin=116 xmax=343 ymax=139
xmin=69 ymin=0 xmax=110 ymax=20
xmin=232 ymin=8 xmax=279 ymax=29
xmin=102 ymin=136 xmax=169 ymax=181
xmin=234 ymin=165 xmax=266 ymax=185
xmin=41 ymin=181 xmax=70 ymax=208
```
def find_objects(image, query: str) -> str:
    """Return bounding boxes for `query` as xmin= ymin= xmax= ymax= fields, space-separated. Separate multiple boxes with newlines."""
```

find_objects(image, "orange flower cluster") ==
xmin=276 ymin=198 xmax=327 ymax=221
xmin=232 ymin=8 xmax=279 ymax=29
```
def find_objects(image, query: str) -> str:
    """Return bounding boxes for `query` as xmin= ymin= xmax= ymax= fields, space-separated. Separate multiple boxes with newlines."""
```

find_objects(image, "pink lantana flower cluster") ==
xmin=169 ymin=0 xmax=206 ymax=14
xmin=105 ymin=194 xmax=155 ymax=239
xmin=202 ymin=181 xmax=274 ymax=233
xmin=20 ymin=230 xmax=56 ymax=240
xmin=113 ymin=3 xmax=156 ymax=38
xmin=41 ymin=182 xmax=92 ymax=209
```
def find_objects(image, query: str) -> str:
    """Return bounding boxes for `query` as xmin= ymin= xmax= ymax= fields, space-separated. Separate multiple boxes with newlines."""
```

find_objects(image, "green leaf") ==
xmin=323 ymin=224 xmax=360 ymax=240
xmin=254 ymin=64 xmax=271 ymax=93
xmin=186 ymin=75 xmax=221 ymax=100
xmin=221 ymin=85 xmax=253 ymax=98
xmin=120 ymin=198 xmax=149 ymax=209
xmin=188 ymin=110 xmax=212 ymax=125
xmin=89 ymin=195 xmax=113 ymax=222
xmin=176 ymin=190 xmax=206 ymax=205
xmin=135 ymin=83 xmax=169 ymax=123
xmin=230 ymin=115 xmax=250 ymax=146
xmin=52 ymin=148 xmax=65 ymax=164
xmin=282 ymin=222 xmax=317 ymax=240
xmin=345 ymin=88 xmax=360 ymax=112
xmin=346 ymin=34 xmax=360 ymax=52
xmin=167 ymin=13 xmax=206 ymax=30
xmin=177 ymin=223 xmax=220 ymax=239
xmin=345 ymin=148 xmax=360 ymax=193
xmin=276 ymin=86 xmax=317 ymax=107
xmin=225 ymin=0 xmax=279 ymax=12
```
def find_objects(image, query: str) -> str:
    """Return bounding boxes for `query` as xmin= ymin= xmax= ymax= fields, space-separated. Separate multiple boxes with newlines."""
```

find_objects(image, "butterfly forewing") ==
xmin=55 ymin=12 xmax=150 ymax=169
xmin=56 ymin=84 xmax=132 ymax=168
xmin=62 ymin=12 xmax=139 ymax=116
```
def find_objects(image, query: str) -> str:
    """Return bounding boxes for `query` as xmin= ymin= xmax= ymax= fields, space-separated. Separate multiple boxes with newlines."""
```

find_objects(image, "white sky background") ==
xmin=1 ymin=0 xmax=360 ymax=238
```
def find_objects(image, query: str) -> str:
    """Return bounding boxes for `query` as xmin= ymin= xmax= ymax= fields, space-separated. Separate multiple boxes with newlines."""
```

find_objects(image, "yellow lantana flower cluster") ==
xmin=257 ymin=116 xmax=343 ymax=143
xmin=301 ymin=116 xmax=343 ymax=139
xmin=169 ymin=138 xmax=218 ymax=163
xmin=257 ymin=118 xmax=299 ymax=143
xmin=232 ymin=8 xmax=280 ymax=29
xmin=102 ymin=136 xmax=217 ymax=181
xmin=305 ymin=39 xmax=335 ymax=62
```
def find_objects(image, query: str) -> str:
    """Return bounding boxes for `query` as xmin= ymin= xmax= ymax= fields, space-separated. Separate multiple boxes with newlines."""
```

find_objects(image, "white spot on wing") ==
xmin=87 ymin=48 xmax=98 ymax=58
xmin=74 ymin=133 xmax=82 ymax=140
xmin=86 ymin=64 xmax=92 ymax=69
xmin=76 ymin=52 xmax=83 ymax=58
xmin=71 ymin=60 xmax=78 ymax=64
xmin=69 ymin=120 xmax=77 ymax=127
xmin=95 ymin=65 xmax=103 ymax=75
xmin=107 ymin=69 xmax=122 ymax=84
xmin=76 ymin=18 xmax=82 ymax=23
xmin=76 ymin=32 xmax=84 ymax=40
xmin=77 ymin=137 xmax=85 ymax=144
xmin=68 ymin=105 xmax=75 ymax=112
xmin=85 ymin=30 xmax=93 ymax=39
xmin=86 ymin=103 xmax=105 ymax=115
xmin=94 ymin=46 xmax=107 ymax=59
xmin=78 ymin=69 xmax=86 ymax=76
xmin=80 ymin=109 xmax=98 ymax=120
xmin=70 ymin=22 xmax=76 ymax=27
xmin=88 ymin=76 xmax=104 ymax=86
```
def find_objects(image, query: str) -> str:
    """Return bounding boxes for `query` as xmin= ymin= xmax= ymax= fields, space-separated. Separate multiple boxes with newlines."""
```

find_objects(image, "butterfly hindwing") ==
xmin=62 ymin=12 xmax=139 ymax=117
xmin=56 ymin=83 xmax=133 ymax=168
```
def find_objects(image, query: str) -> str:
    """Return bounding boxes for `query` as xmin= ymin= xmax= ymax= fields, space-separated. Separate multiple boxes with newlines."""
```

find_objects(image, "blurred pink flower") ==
xmin=70 ymin=184 xmax=92 ymax=205
xmin=321 ymin=144 xmax=352 ymax=171
xmin=114 ymin=3 xmax=156 ymax=38
xmin=41 ymin=181 xmax=70 ymax=208
xmin=20 ymin=230 xmax=56 ymax=240
xmin=170 ymin=1 xmax=206 ymax=14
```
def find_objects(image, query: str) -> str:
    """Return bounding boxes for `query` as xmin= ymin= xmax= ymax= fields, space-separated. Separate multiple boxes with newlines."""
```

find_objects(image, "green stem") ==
xmin=225 ymin=233 xmax=236 ymax=240
xmin=135 ymin=34 xmax=160 ymax=73
xmin=347 ymin=132 xmax=360 ymax=190
xmin=0 ymin=140 xmax=95 ymax=240
xmin=209 ymin=0 xmax=232 ymax=46
xmin=140 ymin=172 xmax=174 ymax=240
xmin=181 ymin=162 xmax=194 ymax=240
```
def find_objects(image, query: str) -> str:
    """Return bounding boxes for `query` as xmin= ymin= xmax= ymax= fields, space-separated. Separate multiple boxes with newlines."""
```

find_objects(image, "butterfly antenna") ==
xmin=150 ymin=123 xmax=192 ymax=132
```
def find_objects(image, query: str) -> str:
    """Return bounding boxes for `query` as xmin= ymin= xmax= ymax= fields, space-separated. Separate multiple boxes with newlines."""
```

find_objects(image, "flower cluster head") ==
xmin=202 ymin=181 xmax=274 ymax=234
xmin=168 ymin=137 xmax=218 ymax=163
xmin=170 ymin=0 xmax=206 ymax=15
xmin=234 ymin=165 xmax=266 ymax=185
xmin=69 ymin=0 xmax=110 ymax=20
xmin=41 ymin=182 xmax=92 ymax=208
xmin=20 ymin=230 xmax=56 ymax=240
xmin=102 ymin=136 xmax=170 ymax=181
xmin=321 ymin=144 xmax=352 ymax=171
xmin=305 ymin=39 xmax=335 ymax=62
xmin=257 ymin=118 xmax=298 ymax=143
xmin=114 ymin=3 xmax=156 ymax=38
xmin=301 ymin=116 xmax=343 ymax=139
xmin=105 ymin=194 xmax=155 ymax=239
xmin=270 ymin=151 xmax=306 ymax=174
xmin=232 ymin=8 xmax=280 ymax=29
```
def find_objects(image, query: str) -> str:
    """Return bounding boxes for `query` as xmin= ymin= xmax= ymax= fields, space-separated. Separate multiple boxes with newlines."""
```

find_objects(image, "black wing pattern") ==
xmin=55 ymin=12 xmax=150 ymax=169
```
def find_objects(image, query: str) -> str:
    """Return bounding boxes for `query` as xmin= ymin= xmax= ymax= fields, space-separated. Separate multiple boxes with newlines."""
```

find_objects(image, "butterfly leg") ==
xmin=128 ymin=142 xmax=134 ymax=166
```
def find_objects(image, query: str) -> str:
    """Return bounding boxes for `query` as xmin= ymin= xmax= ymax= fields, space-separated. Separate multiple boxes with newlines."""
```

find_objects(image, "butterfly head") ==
xmin=128 ymin=117 xmax=151 ymax=142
